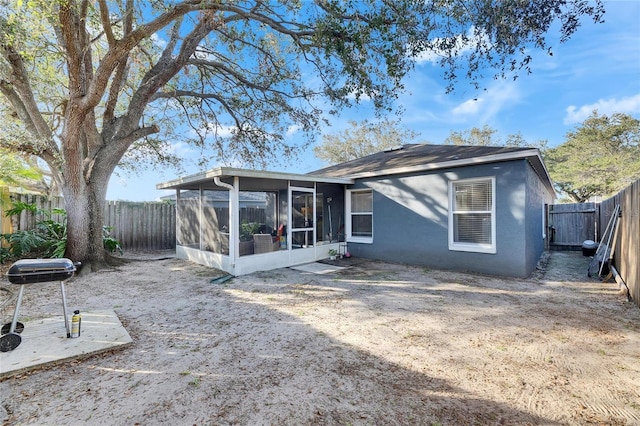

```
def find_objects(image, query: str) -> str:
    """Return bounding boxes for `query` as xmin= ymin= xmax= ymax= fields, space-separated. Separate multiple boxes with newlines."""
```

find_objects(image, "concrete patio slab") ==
xmin=290 ymin=262 xmax=347 ymax=275
xmin=0 ymin=310 xmax=132 ymax=378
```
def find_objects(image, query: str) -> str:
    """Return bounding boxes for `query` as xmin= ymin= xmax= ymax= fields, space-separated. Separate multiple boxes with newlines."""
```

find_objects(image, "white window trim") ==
xmin=346 ymin=189 xmax=373 ymax=244
xmin=542 ymin=202 xmax=547 ymax=240
xmin=448 ymin=177 xmax=496 ymax=254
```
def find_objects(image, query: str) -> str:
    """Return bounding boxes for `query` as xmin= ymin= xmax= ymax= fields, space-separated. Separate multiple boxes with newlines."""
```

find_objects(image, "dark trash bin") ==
xmin=582 ymin=240 xmax=598 ymax=256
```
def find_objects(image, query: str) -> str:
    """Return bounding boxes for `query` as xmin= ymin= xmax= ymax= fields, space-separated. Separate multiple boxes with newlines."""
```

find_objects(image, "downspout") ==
xmin=313 ymin=182 xmax=317 ymax=249
xmin=175 ymin=189 xmax=180 ymax=248
xmin=287 ymin=181 xmax=292 ymax=251
xmin=214 ymin=177 xmax=236 ymax=266
xmin=199 ymin=187 xmax=203 ymax=251
xmin=214 ymin=176 xmax=233 ymax=190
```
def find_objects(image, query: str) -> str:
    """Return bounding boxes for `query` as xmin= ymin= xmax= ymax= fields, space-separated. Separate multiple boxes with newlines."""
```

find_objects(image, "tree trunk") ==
xmin=62 ymin=177 xmax=109 ymax=271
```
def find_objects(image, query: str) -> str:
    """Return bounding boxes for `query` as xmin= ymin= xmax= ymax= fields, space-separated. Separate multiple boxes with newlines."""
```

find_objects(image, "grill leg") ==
xmin=60 ymin=281 xmax=71 ymax=338
xmin=9 ymin=285 xmax=26 ymax=334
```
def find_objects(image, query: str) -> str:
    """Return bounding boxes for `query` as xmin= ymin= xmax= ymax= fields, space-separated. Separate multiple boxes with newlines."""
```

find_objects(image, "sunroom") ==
xmin=157 ymin=167 xmax=352 ymax=276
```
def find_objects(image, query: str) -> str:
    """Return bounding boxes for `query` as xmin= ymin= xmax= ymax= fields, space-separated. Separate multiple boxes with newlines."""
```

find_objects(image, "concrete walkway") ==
xmin=290 ymin=262 xmax=347 ymax=275
xmin=0 ymin=310 xmax=132 ymax=378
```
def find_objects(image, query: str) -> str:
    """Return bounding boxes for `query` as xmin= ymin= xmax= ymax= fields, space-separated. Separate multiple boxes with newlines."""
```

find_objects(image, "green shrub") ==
xmin=2 ymin=229 xmax=46 ymax=258
xmin=240 ymin=222 xmax=260 ymax=241
xmin=1 ymin=203 xmax=123 ymax=260
xmin=103 ymin=226 xmax=123 ymax=255
xmin=0 ymin=246 xmax=10 ymax=263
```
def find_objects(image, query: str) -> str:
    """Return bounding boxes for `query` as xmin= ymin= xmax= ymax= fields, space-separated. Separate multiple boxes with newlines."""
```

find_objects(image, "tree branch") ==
xmin=83 ymin=1 xmax=205 ymax=111
xmin=113 ymin=125 xmax=160 ymax=152
xmin=122 ymin=12 xmax=217 ymax=133
xmin=104 ymin=0 xmax=134 ymax=123
xmin=98 ymin=0 xmax=117 ymax=47
xmin=152 ymin=90 xmax=242 ymax=128
xmin=57 ymin=1 xmax=86 ymax=98
xmin=186 ymin=58 xmax=280 ymax=93
xmin=0 ymin=45 xmax=57 ymax=154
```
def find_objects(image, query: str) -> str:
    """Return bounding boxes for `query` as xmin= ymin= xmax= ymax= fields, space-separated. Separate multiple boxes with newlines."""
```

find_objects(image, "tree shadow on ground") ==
xmin=0 ymin=256 xmax=561 ymax=425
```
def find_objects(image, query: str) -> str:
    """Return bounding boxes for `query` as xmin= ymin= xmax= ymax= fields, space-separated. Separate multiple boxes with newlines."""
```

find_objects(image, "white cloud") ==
xmin=564 ymin=94 xmax=640 ymax=124
xmin=346 ymin=90 xmax=372 ymax=101
xmin=150 ymin=33 xmax=167 ymax=50
xmin=183 ymin=123 xmax=236 ymax=143
xmin=450 ymin=81 xmax=521 ymax=123
xmin=166 ymin=141 xmax=197 ymax=157
xmin=286 ymin=124 xmax=301 ymax=136
xmin=415 ymin=26 xmax=487 ymax=65
xmin=203 ymin=123 xmax=235 ymax=137
xmin=452 ymin=98 xmax=482 ymax=116
xmin=193 ymin=48 xmax=215 ymax=61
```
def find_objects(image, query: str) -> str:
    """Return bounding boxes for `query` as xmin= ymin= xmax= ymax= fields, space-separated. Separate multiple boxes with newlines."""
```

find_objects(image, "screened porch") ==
xmin=157 ymin=168 xmax=351 ymax=275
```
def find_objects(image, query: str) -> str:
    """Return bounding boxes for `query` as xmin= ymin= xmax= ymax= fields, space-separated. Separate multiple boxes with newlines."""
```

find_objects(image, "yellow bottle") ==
xmin=71 ymin=310 xmax=81 ymax=338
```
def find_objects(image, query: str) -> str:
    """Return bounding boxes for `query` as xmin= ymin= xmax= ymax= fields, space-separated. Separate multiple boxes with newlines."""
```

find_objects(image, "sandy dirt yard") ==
xmin=1 ymin=251 xmax=639 ymax=425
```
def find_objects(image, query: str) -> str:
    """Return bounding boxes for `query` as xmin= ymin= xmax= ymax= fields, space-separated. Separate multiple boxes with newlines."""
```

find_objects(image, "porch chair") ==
xmin=253 ymin=234 xmax=279 ymax=254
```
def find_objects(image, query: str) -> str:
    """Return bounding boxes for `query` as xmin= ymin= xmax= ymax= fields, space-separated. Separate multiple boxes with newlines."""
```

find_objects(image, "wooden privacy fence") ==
xmin=0 ymin=192 xmax=66 ymax=235
xmin=104 ymin=200 xmax=176 ymax=251
xmin=548 ymin=202 xmax=597 ymax=249
xmin=548 ymin=180 xmax=639 ymax=308
xmin=598 ymin=180 xmax=640 ymax=308
xmin=0 ymin=192 xmax=176 ymax=252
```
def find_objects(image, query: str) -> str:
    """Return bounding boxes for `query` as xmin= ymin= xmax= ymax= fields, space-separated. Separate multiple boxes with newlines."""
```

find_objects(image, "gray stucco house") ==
xmin=157 ymin=143 xmax=555 ymax=278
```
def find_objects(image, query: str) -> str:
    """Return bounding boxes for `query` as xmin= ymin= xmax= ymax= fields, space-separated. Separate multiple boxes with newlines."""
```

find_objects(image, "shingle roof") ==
xmin=309 ymin=143 xmax=535 ymax=178
xmin=309 ymin=143 xmax=554 ymax=196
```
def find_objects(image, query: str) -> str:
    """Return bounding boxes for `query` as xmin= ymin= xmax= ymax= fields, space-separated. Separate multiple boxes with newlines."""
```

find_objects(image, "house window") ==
xmin=448 ymin=177 xmax=496 ymax=254
xmin=346 ymin=189 xmax=373 ymax=243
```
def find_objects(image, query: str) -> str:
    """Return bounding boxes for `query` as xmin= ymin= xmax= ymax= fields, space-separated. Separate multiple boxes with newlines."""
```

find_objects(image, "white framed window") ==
xmin=448 ymin=177 xmax=496 ymax=254
xmin=346 ymin=189 xmax=373 ymax=243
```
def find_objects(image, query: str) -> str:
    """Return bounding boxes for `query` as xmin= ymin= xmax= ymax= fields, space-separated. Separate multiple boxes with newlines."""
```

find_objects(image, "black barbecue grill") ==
xmin=1 ymin=258 xmax=78 ymax=352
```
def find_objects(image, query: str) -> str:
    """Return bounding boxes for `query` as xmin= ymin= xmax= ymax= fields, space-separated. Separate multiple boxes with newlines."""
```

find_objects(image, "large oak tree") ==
xmin=444 ymin=125 xmax=548 ymax=149
xmin=545 ymin=111 xmax=640 ymax=202
xmin=314 ymin=118 xmax=421 ymax=165
xmin=0 ymin=0 xmax=604 ymax=269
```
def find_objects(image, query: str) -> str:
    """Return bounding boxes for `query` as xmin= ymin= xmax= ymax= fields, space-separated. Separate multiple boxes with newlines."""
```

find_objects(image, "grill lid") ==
xmin=7 ymin=258 xmax=77 ymax=284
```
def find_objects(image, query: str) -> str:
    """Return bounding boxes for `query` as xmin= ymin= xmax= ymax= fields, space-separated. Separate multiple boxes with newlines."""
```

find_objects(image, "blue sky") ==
xmin=107 ymin=1 xmax=640 ymax=202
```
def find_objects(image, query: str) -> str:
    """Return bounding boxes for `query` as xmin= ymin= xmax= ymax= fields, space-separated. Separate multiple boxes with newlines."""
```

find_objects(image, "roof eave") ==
xmin=338 ymin=149 xmax=538 ymax=178
xmin=335 ymin=148 xmax=556 ymax=198
xmin=156 ymin=167 xmax=353 ymax=190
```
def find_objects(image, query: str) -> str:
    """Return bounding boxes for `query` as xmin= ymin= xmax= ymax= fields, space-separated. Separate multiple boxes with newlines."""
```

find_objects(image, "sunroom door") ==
xmin=290 ymin=187 xmax=315 ymax=249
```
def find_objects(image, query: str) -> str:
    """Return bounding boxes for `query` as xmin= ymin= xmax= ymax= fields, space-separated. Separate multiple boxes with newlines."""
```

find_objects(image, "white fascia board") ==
xmin=156 ymin=167 xmax=226 ymax=189
xmin=157 ymin=167 xmax=352 ymax=189
xmin=219 ymin=167 xmax=352 ymax=184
